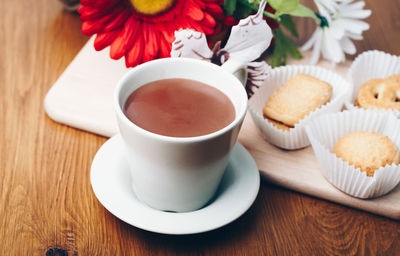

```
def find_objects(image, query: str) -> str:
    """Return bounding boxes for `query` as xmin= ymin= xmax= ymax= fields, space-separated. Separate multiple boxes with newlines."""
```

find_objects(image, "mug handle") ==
xmin=221 ymin=60 xmax=248 ymax=87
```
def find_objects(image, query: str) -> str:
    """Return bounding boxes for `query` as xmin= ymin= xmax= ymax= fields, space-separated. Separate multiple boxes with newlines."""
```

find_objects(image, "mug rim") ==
xmin=114 ymin=58 xmax=248 ymax=143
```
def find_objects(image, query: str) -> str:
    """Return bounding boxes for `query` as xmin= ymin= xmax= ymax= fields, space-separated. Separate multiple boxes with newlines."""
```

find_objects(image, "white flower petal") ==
xmin=346 ymin=32 xmax=363 ymax=40
xmin=301 ymin=0 xmax=370 ymax=64
xmin=316 ymin=2 xmax=333 ymax=23
xmin=322 ymin=29 xmax=344 ymax=63
xmin=340 ymin=36 xmax=356 ymax=54
xmin=315 ymin=0 xmax=338 ymax=12
xmin=336 ymin=0 xmax=354 ymax=4
xmin=335 ymin=18 xmax=370 ymax=34
xmin=310 ymin=29 xmax=323 ymax=65
xmin=342 ymin=1 xmax=365 ymax=11
xmin=328 ymin=23 xmax=345 ymax=39
xmin=301 ymin=29 xmax=319 ymax=51
xmin=340 ymin=9 xmax=371 ymax=19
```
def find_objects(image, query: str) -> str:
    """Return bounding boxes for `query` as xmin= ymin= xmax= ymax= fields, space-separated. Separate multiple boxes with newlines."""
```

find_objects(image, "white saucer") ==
xmin=90 ymin=134 xmax=260 ymax=235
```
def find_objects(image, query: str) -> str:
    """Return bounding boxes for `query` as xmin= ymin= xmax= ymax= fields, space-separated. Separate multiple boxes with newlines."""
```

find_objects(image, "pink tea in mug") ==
xmin=124 ymin=78 xmax=235 ymax=137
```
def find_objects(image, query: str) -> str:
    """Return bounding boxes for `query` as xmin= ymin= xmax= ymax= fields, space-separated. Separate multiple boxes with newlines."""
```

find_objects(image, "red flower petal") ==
xmin=79 ymin=6 xmax=108 ymax=21
xmin=223 ymin=16 xmax=236 ymax=26
xmin=94 ymin=29 xmax=121 ymax=51
xmin=158 ymin=24 xmax=176 ymax=44
xmin=80 ymin=0 xmax=118 ymax=10
xmin=109 ymin=30 xmax=126 ymax=59
xmin=103 ymin=9 xmax=130 ymax=31
xmin=202 ymin=0 xmax=223 ymax=5
xmin=158 ymin=37 xmax=171 ymax=58
xmin=186 ymin=18 xmax=204 ymax=33
xmin=196 ymin=13 xmax=215 ymax=34
xmin=205 ymin=4 xmax=223 ymax=20
xmin=81 ymin=10 xmax=119 ymax=35
xmin=201 ymin=25 xmax=214 ymax=35
xmin=81 ymin=20 xmax=103 ymax=35
xmin=141 ymin=46 xmax=154 ymax=63
xmin=201 ymin=12 xmax=217 ymax=28
xmin=80 ymin=0 xmax=224 ymax=67
xmin=185 ymin=1 xmax=204 ymax=21
xmin=173 ymin=17 xmax=194 ymax=32
xmin=264 ymin=4 xmax=279 ymax=30
xmin=125 ymin=37 xmax=143 ymax=67
xmin=195 ymin=0 xmax=206 ymax=9
xmin=121 ymin=18 xmax=140 ymax=52
xmin=143 ymin=24 xmax=159 ymax=58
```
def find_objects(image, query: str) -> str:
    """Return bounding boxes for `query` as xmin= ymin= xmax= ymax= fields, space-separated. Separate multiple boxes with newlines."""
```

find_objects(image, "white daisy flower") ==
xmin=302 ymin=0 xmax=371 ymax=64
xmin=314 ymin=0 xmax=338 ymax=13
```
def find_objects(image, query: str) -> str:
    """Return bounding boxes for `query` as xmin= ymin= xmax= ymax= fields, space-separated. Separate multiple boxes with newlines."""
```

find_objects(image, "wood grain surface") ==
xmin=1 ymin=0 xmax=399 ymax=255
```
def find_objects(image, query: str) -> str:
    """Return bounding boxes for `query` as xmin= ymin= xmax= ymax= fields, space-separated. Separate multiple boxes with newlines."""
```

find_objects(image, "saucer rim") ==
xmin=90 ymin=134 xmax=260 ymax=235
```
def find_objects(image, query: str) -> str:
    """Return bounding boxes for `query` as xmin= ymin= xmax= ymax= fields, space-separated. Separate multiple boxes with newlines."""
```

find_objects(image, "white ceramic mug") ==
xmin=114 ymin=58 xmax=248 ymax=212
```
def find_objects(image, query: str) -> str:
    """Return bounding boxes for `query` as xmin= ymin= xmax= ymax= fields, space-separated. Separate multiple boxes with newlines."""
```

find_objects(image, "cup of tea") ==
xmin=114 ymin=58 xmax=248 ymax=212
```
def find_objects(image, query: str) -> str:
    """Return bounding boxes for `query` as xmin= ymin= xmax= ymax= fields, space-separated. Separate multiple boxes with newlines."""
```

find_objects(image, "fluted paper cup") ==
xmin=346 ymin=50 xmax=400 ymax=116
xmin=305 ymin=109 xmax=400 ymax=198
xmin=248 ymin=65 xmax=352 ymax=150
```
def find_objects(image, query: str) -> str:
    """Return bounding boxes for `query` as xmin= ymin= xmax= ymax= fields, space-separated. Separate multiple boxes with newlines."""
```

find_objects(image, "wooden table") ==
xmin=1 ymin=1 xmax=399 ymax=255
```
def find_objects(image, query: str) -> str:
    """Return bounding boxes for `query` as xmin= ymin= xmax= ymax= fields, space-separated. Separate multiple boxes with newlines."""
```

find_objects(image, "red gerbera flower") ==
xmin=78 ymin=0 xmax=224 ymax=67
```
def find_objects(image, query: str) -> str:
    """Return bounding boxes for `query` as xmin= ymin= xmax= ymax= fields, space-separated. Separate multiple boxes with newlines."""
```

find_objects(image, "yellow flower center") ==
xmin=130 ymin=0 xmax=175 ymax=15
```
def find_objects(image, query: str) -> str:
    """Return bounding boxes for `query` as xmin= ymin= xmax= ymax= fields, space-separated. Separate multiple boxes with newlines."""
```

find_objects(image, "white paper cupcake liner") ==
xmin=305 ymin=109 xmax=400 ymax=198
xmin=248 ymin=65 xmax=352 ymax=150
xmin=346 ymin=50 xmax=400 ymax=117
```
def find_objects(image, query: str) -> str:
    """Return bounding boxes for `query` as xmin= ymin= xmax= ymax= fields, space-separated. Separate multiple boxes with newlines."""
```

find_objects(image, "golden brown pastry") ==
xmin=386 ymin=74 xmax=400 ymax=84
xmin=332 ymin=131 xmax=400 ymax=177
xmin=265 ymin=117 xmax=292 ymax=131
xmin=263 ymin=74 xmax=332 ymax=127
xmin=356 ymin=77 xmax=400 ymax=111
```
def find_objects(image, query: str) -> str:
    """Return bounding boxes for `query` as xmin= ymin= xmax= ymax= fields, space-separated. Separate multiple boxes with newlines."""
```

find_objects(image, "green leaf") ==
xmin=223 ymin=0 xmax=237 ymax=16
xmin=279 ymin=15 xmax=298 ymax=38
xmin=270 ymin=28 xmax=302 ymax=67
xmin=234 ymin=1 xmax=253 ymax=19
xmin=287 ymin=4 xmax=318 ymax=20
xmin=269 ymin=0 xmax=298 ymax=13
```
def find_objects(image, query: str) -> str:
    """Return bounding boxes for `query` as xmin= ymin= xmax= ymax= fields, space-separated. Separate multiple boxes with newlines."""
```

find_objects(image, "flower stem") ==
xmin=315 ymin=12 xmax=329 ymax=28
xmin=238 ymin=0 xmax=278 ymax=20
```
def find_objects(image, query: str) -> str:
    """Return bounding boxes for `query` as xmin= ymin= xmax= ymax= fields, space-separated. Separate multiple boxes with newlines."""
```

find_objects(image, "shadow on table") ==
xmin=116 ymin=181 xmax=267 ymax=254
